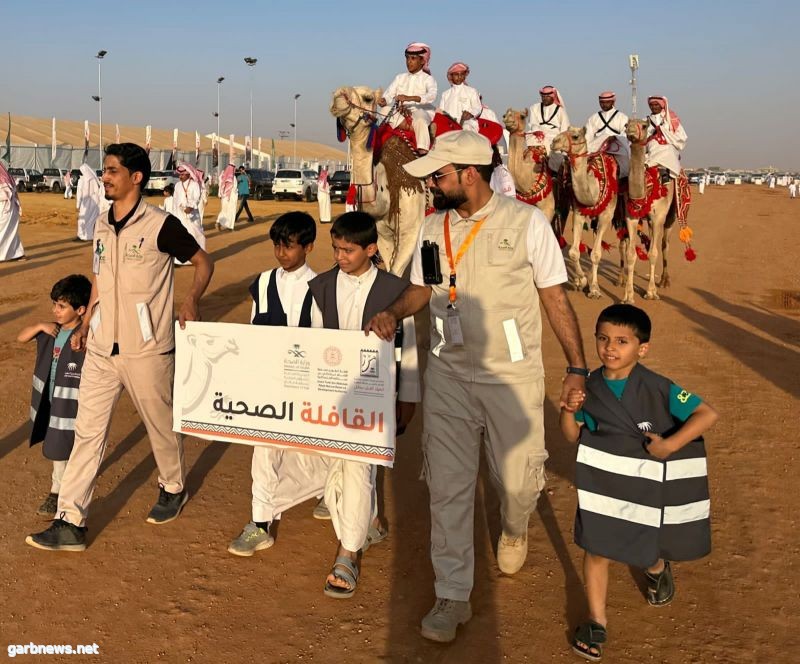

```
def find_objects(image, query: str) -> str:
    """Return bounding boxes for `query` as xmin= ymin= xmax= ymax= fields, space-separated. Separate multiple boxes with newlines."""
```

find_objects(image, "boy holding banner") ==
xmin=228 ymin=212 xmax=331 ymax=556
xmin=308 ymin=212 xmax=419 ymax=598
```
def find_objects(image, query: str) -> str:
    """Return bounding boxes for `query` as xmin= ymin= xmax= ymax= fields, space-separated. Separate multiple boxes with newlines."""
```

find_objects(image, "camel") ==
xmin=502 ymin=108 xmax=557 ymax=229
xmin=551 ymin=127 xmax=621 ymax=298
xmin=330 ymin=85 xmax=425 ymax=276
xmin=180 ymin=333 xmax=240 ymax=415
xmin=621 ymin=119 xmax=677 ymax=303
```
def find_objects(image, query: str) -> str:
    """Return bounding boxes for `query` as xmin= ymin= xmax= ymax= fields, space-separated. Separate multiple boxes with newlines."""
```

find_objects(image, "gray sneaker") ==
xmin=420 ymin=598 xmax=472 ymax=643
xmin=227 ymin=522 xmax=274 ymax=557
xmin=312 ymin=497 xmax=331 ymax=520
xmin=36 ymin=492 xmax=59 ymax=518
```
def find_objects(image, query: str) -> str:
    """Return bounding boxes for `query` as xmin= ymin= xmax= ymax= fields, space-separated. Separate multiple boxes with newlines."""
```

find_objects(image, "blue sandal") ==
xmin=572 ymin=621 xmax=607 ymax=662
xmin=323 ymin=556 xmax=359 ymax=599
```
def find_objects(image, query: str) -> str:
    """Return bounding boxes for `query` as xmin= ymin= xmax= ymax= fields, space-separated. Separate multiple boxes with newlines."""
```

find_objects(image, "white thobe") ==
xmin=698 ymin=178 xmax=705 ymax=195
xmin=216 ymin=177 xmax=239 ymax=230
xmin=439 ymin=84 xmax=482 ymax=132
xmin=173 ymin=180 xmax=205 ymax=249
xmin=644 ymin=113 xmax=687 ymax=179
xmin=63 ymin=172 xmax=73 ymax=199
xmin=584 ymin=107 xmax=631 ymax=177
xmin=0 ymin=184 xmax=24 ymax=261
xmin=322 ymin=264 xmax=421 ymax=551
xmin=317 ymin=177 xmax=331 ymax=223
xmin=490 ymin=164 xmax=517 ymax=198
xmin=381 ymin=70 xmax=438 ymax=151
xmin=248 ymin=265 xmax=330 ymax=523
xmin=525 ymin=102 xmax=571 ymax=171
xmin=75 ymin=171 xmax=108 ymax=241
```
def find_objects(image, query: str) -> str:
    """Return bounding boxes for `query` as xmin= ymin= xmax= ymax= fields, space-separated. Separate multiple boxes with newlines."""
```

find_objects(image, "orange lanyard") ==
xmin=443 ymin=211 xmax=487 ymax=306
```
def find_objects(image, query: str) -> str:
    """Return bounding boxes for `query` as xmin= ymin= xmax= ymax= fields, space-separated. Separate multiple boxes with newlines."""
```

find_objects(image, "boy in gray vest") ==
xmin=560 ymin=304 xmax=718 ymax=662
xmin=18 ymin=274 xmax=92 ymax=518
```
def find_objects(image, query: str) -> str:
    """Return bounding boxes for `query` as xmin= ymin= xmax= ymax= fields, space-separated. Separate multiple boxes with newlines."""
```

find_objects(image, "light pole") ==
xmin=95 ymin=50 xmax=107 ymax=154
xmin=293 ymin=93 xmax=301 ymax=165
xmin=244 ymin=57 xmax=257 ymax=165
xmin=214 ymin=76 xmax=224 ymax=138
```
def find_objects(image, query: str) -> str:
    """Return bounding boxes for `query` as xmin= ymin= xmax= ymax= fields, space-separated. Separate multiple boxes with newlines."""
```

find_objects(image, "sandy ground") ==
xmin=0 ymin=186 xmax=797 ymax=663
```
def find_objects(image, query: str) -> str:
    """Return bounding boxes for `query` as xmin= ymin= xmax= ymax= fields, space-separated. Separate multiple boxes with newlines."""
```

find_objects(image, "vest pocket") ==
xmin=89 ymin=307 xmax=102 ymax=336
xmin=136 ymin=302 xmax=155 ymax=343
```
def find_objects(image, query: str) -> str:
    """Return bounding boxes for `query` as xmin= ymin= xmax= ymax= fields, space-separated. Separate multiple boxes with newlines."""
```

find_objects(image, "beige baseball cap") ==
xmin=403 ymin=131 xmax=493 ymax=178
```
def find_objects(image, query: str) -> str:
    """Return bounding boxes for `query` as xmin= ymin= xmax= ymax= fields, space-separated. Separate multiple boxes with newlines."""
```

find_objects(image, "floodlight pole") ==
xmin=629 ymin=54 xmax=639 ymax=118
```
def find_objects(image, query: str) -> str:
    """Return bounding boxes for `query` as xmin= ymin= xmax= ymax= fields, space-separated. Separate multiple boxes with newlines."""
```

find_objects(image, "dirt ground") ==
xmin=0 ymin=186 xmax=796 ymax=663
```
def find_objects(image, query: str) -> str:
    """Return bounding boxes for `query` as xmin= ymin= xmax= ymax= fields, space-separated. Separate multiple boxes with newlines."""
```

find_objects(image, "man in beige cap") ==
xmin=365 ymin=130 xmax=587 ymax=643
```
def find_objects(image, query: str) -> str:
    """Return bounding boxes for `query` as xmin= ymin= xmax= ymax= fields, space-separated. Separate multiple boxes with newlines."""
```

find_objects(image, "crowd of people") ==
xmin=2 ymin=42 xmax=723 ymax=661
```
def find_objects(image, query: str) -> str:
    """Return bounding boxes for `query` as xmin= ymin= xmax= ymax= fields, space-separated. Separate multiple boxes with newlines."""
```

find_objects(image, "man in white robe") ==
xmin=0 ymin=162 xmax=25 ymax=261
xmin=215 ymin=164 xmax=238 ymax=231
xmin=317 ymin=167 xmax=331 ymax=223
xmin=173 ymin=162 xmax=205 ymax=250
xmin=644 ymin=96 xmax=687 ymax=179
xmin=75 ymin=163 xmax=109 ymax=242
xmin=378 ymin=42 xmax=437 ymax=153
xmin=63 ymin=170 xmax=74 ymax=199
xmin=525 ymin=85 xmax=571 ymax=172
xmin=438 ymin=62 xmax=482 ymax=133
xmin=584 ymin=91 xmax=630 ymax=177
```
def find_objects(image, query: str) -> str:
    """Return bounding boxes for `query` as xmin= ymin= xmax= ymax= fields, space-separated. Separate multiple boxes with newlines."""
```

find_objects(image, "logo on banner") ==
xmin=287 ymin=343 xmax=306 ymax=358
xmin=360 ymin=349 xmax=379 ymax=378
xmin=323 ymin=346 xmax=342 ymax=366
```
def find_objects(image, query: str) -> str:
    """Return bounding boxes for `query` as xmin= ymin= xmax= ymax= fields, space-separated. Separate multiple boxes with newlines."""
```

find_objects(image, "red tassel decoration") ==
xmin=601 ymin=241 xmax=612 ymax=252
xmin=616 ymin=228 xmax=628 ymax=240
xmin=636 ymin=246 xmax=649 ymax=261
xmin=558 ymin=235 xmax=567 ymax=248
xmin=336 ymin=118 xmax=347 ymax=143
xmin=684 ymin=247 xmax=697 ymax=262
xmin=579 ymin=242 xmax=588 ymax=254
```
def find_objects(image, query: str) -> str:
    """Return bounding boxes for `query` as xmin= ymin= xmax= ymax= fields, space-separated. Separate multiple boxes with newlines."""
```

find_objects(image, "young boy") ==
xmin=160 ymin=183 xmax=175 ymax=215
xmin=560 ymin=304 xmax=718 ymax=662
xmin=227 ymin=211 xmax=331 ymax=556
xmin=308 ymin=211 xmax=419 ymax=598
xmin=18 ymin=274 xmax=92 ymax=517
xmin=378 ymin=43 xmax=437 ymax=154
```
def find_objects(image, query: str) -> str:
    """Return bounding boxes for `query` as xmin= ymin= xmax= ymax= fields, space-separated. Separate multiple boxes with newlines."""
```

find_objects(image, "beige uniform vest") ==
xmin=422 ymin=195 xmax=543 ymax=384
xmin=89 ymin=200 xmax=176 ymax=357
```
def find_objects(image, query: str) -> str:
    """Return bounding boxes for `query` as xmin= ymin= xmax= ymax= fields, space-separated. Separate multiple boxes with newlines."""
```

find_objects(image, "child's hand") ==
xmin=41 ymin=322 xmax=59 ymax=337
xmin=562 ymin=388 xmax=586 ymax=413
xmin=644 ymin=432 xmax=675 ymax=459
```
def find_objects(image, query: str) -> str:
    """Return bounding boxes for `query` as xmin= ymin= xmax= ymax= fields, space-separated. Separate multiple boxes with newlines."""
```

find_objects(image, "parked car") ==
xmin=271 ymin=169 xmax=318 ymax=201
xmin=146 ymin=170 xmax=178 ymax=195
xmin=329 ymin=170 xmax=351 ymax=202
xmin=686 ymin=171 xmax=703 ymax=184
xmin=42 ymin=168 xmax=69 ymax=192
xmin=246 ymin=168 xmax=275 ymax=200
xmin=7 ymin=167 xmax=45 ymax=192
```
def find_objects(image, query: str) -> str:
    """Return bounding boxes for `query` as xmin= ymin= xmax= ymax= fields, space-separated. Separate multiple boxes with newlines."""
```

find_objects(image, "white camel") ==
xmin=330 ymin=85 xmax=426 ymax=276
xmin=551 ymin=127 xmax=621 ymax=298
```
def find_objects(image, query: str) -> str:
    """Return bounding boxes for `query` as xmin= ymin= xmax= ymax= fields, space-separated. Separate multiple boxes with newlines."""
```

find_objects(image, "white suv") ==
xmin=272 ymin=169 xmax=318 ymax=202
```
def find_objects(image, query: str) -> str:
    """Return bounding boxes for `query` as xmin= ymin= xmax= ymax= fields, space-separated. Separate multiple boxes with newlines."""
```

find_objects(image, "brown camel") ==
xmin=502 ymin=108 xmax=556 ymax=228
xmin=621 ymin=119 xmax=676 ymax=303
xmin=551 ymin=127 xmax=621 ymax=298
xmin=330 ymin=85 xmax=425 ymax=276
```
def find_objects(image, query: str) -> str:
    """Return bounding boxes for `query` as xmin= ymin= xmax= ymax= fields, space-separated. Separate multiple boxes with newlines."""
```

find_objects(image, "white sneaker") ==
xmin=312 ymin=497 xmax=331 ymax=520
xmin=420 ymin=598 xmax=472 ymax=643
xmin=497 ymin=532 xmax=528 ymax=574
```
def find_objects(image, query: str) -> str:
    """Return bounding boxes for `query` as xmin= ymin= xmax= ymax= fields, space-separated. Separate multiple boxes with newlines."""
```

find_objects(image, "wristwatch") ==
xmin=566 ymin=366 xmax=590 ymax=377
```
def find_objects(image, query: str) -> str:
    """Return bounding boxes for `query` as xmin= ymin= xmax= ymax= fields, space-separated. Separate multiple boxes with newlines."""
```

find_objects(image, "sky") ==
xmin=3 ymin=0 xmax=799 ymax=169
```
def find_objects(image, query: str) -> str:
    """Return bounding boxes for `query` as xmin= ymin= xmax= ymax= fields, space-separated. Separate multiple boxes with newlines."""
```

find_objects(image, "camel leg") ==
xmin=388 ymin=197 xmax=425 ymax=277
xmin=587 ymin=207 xmax=614 ymax=299
xmin=622 ymin=217 xmax=638 ymax=304
xmin=644 ymin=215 xmax=664 ymax=300
xmin=657 ymin=206 xmax=676 ymax=289
xmin=567 ymin=209 xmax=588 ymax=290
xmin=376 ymin=218 xmax=396 ymax=273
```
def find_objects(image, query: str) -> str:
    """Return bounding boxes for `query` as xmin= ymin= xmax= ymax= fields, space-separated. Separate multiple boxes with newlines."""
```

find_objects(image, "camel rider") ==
xmin=438 ymin=62 xmax=482 ymax=133
xmin=584 ymin=91 xmax=630 ymax=178
xmin=524 ymin=85 xmax=571 ymax=173
xmin=645 ymin=96 xmax=687 ymax=180
xmin=378 ymin=43 xmax=438 ymax=154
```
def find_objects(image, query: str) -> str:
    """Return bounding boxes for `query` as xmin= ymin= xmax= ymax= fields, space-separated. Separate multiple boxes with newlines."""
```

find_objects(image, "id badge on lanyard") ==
xmin=443 ymin=212 xmax=487 ymax=347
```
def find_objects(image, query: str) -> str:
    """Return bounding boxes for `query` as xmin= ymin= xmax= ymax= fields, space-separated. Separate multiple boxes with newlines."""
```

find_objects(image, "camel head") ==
xmin=551 ymin=126 xmax=587 ymax=155
xmin=625 ymin=118 xmax=649 ymax=145
xmin=503 ymin=108 xmax=528 ymax=133
xmin=330 ymin=85 xmax=381 ymax=132
xmin=186 ymin=334 xmax=239 ymax=363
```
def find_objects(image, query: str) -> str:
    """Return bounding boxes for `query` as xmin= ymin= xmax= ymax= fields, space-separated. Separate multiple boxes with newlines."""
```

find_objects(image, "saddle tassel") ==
xmin=336 ymin=118 xmax=347 ymax=143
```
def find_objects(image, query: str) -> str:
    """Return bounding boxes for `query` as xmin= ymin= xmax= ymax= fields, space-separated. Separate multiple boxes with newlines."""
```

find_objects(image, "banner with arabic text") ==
xmin=173 ymin=322 xmax=397 ymax=466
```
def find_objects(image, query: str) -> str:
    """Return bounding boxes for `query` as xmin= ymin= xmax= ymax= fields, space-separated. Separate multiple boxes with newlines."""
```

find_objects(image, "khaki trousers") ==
xmin=57 ymin=350 xmax=185 ymax=527
xmin=422 ymin=370 xmax=548 ymax=602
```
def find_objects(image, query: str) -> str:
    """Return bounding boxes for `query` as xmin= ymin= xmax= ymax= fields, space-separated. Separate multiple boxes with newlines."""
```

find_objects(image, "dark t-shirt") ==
xmin=109 ymin=198 xmax=200 ymax=263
